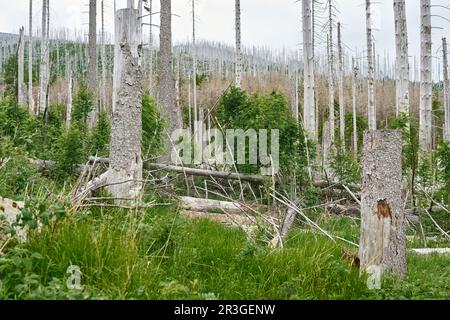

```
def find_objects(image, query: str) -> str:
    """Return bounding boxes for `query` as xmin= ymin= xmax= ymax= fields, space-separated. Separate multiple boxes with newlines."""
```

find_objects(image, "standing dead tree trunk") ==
xmin=419 ymin=0 xmax=432 ymax=154
xmin=77 ymin=8 xmax=143 ymax=201
xmin=393 ymin=0 xmax=410 ymax=122
xmin=235 ymin=0 xmax=242 ymax=88
xmin=359 ymin=130 xmax=406 ymax=286
xmin=443 ymin=37 xmax=450 ymax=142
xmin=17 ymin=27 xmax=25 ymax=107
xmin=337 ymin=22 xmax=345 ymax=149
xmin=28 ymin=0 xmax=34 ymax=112
xmin=100 ymin=0 xmax=107 ymax=112
xmin=87 ymin=0 xmax=98 ymax=129
xmin=366 ymin=0 xmax=376 ymax=131
xmin=302 ymin=0 xmax=316 ymax=141
xmin=158 ymin=0 xmax=182 ymax=163
xmin=352 ymin=58 xmax=359 ymax=157
xmin=327 ymin=2 xmax=335 ymax=145
xmin=66 ymin=54 xmax=73 ymax=129
xmin=39 ymin=0 xmax=49 ymax=115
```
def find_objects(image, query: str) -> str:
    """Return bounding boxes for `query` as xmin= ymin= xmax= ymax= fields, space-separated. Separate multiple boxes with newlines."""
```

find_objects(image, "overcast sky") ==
xmin=1 ymin=0 xmax=449 ymax=67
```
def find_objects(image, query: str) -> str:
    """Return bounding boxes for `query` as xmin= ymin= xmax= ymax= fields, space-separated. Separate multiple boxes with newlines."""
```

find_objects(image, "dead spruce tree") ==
xmin=235 ymin=0 xmax=242 ymax=88
xmin=87 ymin=0 xmax=98 ymax=128
xmin=302 ymin=0 xmax=316 ymax=141
xmin=443 ymin=37 xmax=450 ymax=142
xmin=17 ymin=27 xmax=25 ymax=107
xmin=366 ymin=0 xmax=376 ymax=131
xmin=359 ymin=130 xmax=407 ymax=286
xmin=28 ymin=0 xmax=34 ymax=112
xmin=352 ymin=58 xmax=359 ymax=157
xmin=66 ymin=54 xmax=73 ymax=129
xmin=158 ymin=0 xmax=182 ymax=162
xmin=337 ymin=22 xmax=345 ymax=148
xmin=39 ymin=0 xmax=50 ymax=115
xmin=419 ymin=0 xmax=432 ymax=154
xmin=393 ymin=0 xmax=410 ymax=122
xmin=78 ymin=8 xmax=143 ymax=200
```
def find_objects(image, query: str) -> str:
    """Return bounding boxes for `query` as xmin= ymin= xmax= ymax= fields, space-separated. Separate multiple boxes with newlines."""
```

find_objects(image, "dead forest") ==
xmin=0 ymin=0 xmax=449 ymax=300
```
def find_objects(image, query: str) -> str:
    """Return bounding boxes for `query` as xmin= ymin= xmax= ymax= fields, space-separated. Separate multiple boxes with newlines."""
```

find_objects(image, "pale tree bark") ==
xmin=158 ymin=0 xmax=182 ymax=162
xmin=87 ymin=0 xmax=98 ymax=129
xmin=302 ymin=0 xmax=316 ymax=141
xmin=235 ymin=0 xmax=242 ymax=88
xmin=327 ymin=1 xmax=335 ymax=147
xmin=443 ymin=37 xmax=450 ymax=142
xmin=127 ymin=0 xmax=135 ymax=8
xmin=28 ymin=0 xmax=34 ymax=113
xmin=352 ymin=58 xmax=359 ymax=157
xmin=100 ymin=0 xmax=107 ymax=112
xmin=337 ymin=22 xmax=345 ymax=148
xmin=192 ymin=0 xmax=199 ymax=144
xmin=419 ymin=0 xmax=433 ymax=154
xmin=66 ymin=54 xmax=73 ymax=129
xmin=359 ymin=130 xmax=406 ymax=285
xmin=148 ymin=0 xmax=154 ymax=96
xmin=17 ymin=27 xmax=25 ymax=107
xmin=393 ymin=0 xmax=410 ymax=122
xmin=39 ymin=0 xmax=49 ymax=115
xmin=366 ymin=0 xmax=376 ymax=131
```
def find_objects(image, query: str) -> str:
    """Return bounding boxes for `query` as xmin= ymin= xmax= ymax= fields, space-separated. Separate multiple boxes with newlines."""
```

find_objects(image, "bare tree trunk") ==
xmin=337 ymin=22 xmax=345 ymax=148
xmin=359 ymin=130 xmax=406 ymax=285
xmin=419 ymin=0 xmax=432 ymax=154
xmin=66 ymin=54 xmax=72 ymax=129
xmin=192 ymin=0 xmax=199 ymax=146
xmin=39 ymin=0 xmax=49 ymax=115
xmin=100 ymin=0 xmax=107 ymax=112
xmin=17 ymin=27 xmax=25 ymax=107
xmin=302 ymin=0 xmax=316 ymax=141
xmin=235 ymin=0 xmax=242 ymax=88
xmin=87 ymin=0 xmax=98 ymax=128
xmin=158 ymin=0 xmax=182 ymax=162
xmin=366 ymin=0 xmax=376 ymax=131
xmin=393 ymin=0 xmax=410 ymax=122
xmin=327 ymin=1 xmax=335 ymax=147
xmin=107 ymin=7 xmax=143 ymax=199
xmin=127 ymin=0 xmax=135 ymax=8
xmin=352 ymin=58 xmax=359 ymax=157
xmin=147 ymin=0 xmax=154 ymax=96
xmin=28 ymin=0 xmax=34 ymax=113
xmin=443 ymin=37 xmax=450 ymax=142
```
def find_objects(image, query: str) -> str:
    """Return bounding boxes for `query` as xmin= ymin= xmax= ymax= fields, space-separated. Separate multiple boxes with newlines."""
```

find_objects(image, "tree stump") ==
xmin=359 ymin=130 xmax=406 ymax=286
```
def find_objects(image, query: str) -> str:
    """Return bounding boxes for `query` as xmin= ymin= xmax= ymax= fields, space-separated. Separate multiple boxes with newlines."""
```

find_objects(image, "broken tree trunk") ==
xmin=359 ymin=130 xmax=406 ymax=282
xmin=17 ymin=27 xmax=25 ymax=107
xmin=77 ymin=8 xmax=143 ymax=201
xmin=419 ymin=0 xmax=433 ymax=154
xmin=87 ymin=0 xmax=98 ymax=129
xmin=158 ymin=0 xmax=182 ymax=162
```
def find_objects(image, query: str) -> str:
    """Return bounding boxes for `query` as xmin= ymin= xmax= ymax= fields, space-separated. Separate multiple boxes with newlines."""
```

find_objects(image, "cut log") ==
xmin=359 ymin=130 xmax=407 ymax=282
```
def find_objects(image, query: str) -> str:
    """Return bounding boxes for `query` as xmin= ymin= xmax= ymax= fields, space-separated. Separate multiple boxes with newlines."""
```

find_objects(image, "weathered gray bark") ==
xmin=366 ymin=0 xmax=376 ymax=131
xmin=28 ymin=0 xmax=34 ymax=112
xmin=442 ymin=37 xmax=449 ymax=142
xmin=158 ymin=0 xmax=182 ymax=162
xmin=87 ymin=0 xmax=98 ymax=128
xmin=419 ymin=0 xmax=432 ymax=154
xmin=100 ymin=0 xmax=107 ymax=112
xmin=38 ymin=0 xmax=49 ymax=115
xmin=359 ymin=130 xmax=406 ymax=282
xmin=327 ymin=2 xmax=335 ymax=144
xmin=393 ymin=0 xmax=410 ymax=121
xmin=17 ymin=27 xmax=25 ymax=107
xmin=66 ymin=54 xmax=73 ymax=129
xmin=235 ymin=0 xmax=242 ymax=88
xmin=352 ymin=58 xmax=359 ymax=157
xmin=302 ymin=0 xmax=316 ymax=140
xmin=337 ymin=22 xmax=345 ymax=148
xmin=79 ymin=8 xmax=144 ymax=200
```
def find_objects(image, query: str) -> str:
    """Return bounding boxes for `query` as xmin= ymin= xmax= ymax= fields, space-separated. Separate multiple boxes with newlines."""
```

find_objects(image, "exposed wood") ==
xmin=180 ymin=196 xmax=245 ymax=214
xmin=359 ymin=130 xmax=406 ymax=281
xmin=410 ymin=248 xmax=450 ymax=255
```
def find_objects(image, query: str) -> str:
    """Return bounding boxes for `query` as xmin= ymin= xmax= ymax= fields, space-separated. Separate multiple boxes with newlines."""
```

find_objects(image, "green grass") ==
xmin=0 ymin=204 xmax=449 ymax=300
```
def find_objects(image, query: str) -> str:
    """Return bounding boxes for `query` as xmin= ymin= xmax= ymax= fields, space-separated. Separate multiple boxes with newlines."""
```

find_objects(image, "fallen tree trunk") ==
xmin=410 ymin=248 xmax=450 ymax=255
xmin=179 ymin=196 xmax=246 ymax=214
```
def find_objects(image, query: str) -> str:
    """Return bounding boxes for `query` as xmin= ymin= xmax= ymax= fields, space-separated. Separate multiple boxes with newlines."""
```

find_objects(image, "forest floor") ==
xmin=1 ymin=198 xmax=449 ymax=300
